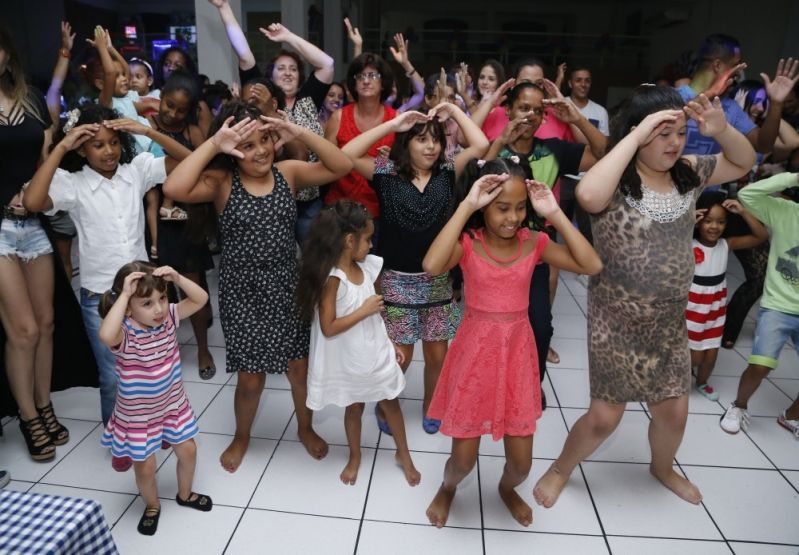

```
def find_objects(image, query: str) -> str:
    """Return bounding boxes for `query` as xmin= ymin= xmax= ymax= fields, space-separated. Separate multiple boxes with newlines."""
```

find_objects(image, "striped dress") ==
xmin=686 ymin=239 xmax=729 ymax=351
xmin=101 ymin=304 xmax=198 ymax=461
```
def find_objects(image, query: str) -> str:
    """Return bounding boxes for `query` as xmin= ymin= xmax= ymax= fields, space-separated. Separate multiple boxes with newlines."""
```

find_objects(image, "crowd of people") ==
xmin=1 ymin=0 xmax=799 ymax=537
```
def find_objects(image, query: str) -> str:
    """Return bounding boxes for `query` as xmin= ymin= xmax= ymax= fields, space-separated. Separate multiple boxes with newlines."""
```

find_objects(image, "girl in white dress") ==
xmin=297 ymin=200 xmax=420 ymax=486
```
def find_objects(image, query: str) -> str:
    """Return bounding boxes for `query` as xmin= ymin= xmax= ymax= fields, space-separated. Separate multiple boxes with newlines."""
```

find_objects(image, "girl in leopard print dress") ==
xmin=532 ymin=86 xmax=756 ymax=508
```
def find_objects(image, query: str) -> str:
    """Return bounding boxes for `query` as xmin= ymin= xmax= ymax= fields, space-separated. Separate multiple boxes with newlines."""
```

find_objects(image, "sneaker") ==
xmin=0 ymin=469 xmax=10 ymax=489
xmin=720 ymin=403 xmax=750 ymax=434
xmin=696 ymin=383 xmax=719 ymax=401
xmin=777 ymin=411 xmax=799 ymax=438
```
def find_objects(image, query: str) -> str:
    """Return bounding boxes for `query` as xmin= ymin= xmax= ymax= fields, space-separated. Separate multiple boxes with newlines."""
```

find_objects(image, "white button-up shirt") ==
xmin=47 ymin=153 xmax=167 ymax=293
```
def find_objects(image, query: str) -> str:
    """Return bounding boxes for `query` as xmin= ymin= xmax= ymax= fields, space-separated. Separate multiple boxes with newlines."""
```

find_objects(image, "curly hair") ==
xmin=52 ymin=104 xmax=136 ymax=173
xmin=296 ymin=201 xmax=373 ymax=321
xmin=99 ymin=261 xmax=167 ymax=318
xmin=609 ymin=85 xmax=698 ymax=200
xmin=451 ymin=157 xmax=531 ymax=234
xmin=389 ymin=116 xmax=448 ymax=182
xmin=347 ymin=53 xmax=394 ymax=103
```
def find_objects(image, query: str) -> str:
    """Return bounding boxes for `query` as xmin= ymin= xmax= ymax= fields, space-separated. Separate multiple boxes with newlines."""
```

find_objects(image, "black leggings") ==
xmin=722 ymin=240 xmax=769 ymax=346
xmin=529 ymin=262 xmax=552 ymax=383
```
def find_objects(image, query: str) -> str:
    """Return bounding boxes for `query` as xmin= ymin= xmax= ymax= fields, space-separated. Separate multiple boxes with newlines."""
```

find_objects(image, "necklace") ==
xmin=480 ymin=232 xmax=523 ymax=264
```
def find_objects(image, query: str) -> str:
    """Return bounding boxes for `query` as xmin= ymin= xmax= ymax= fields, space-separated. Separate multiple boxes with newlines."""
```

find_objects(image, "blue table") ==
xmin=0 ymin=489 xmax=118 ymax=554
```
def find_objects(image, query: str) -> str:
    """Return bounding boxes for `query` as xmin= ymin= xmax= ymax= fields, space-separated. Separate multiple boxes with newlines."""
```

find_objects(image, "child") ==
xmin=720 ymin=172 xmax=799 ymax=436
xmin=340 ymin=104 xmax=489 ymax=434
xmin=98 ymin=262 xmax=212 ymax=535
xmin=86 ymin=26 xmax=153 ymax=153
xmin=487 ymin=81 xmax=606 ymax=398
xmin=297 ymin=200 xmax=420 ymax=486
xmin=688 ymin=192 xmax=767 ymax=400
xmin=533 ymin=87 xmax=755 ymax=510
xmin=162 ymin=101 xmax=352 ymax=472
xmin=422 ymin=158 xmax=602 ymax=528
xmin=128 ymin=57 xmax=158 ymax=100
xmin=23 ymin=104 xmax=192 ymax=426
xmin=146 ymin=72 xmax=216 ymax=380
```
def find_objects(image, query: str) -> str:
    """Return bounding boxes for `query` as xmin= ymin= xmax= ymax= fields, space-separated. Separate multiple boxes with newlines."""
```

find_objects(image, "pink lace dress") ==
xmin=428 ymin=228 xmax=549 ymax=440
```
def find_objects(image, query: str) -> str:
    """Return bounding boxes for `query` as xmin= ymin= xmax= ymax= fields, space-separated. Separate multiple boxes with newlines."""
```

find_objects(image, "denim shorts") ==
xmin=0 ymin=217 xmax=53 ymax=261
xmin=748 ymin=307 xmax=799 ymax=370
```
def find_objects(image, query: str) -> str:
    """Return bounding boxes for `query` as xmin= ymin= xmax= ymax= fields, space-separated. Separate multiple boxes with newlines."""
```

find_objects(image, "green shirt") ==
xmin=738 ymin=172 xmax=799 ymax=316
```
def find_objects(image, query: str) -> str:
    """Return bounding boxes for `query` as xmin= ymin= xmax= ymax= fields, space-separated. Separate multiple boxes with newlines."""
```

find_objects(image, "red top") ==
xmin=326 ymin=103 xmax=397 ymax=217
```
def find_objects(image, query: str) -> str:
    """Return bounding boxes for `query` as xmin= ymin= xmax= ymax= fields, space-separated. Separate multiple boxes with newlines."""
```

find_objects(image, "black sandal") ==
xmin=18 ymin=415 xmax=56 ymax=462
xmin=37 ymin=403 xmax=69 ymax=445
xmin=175 ymin=492 xmax=213 ymax=512
xmin=137 ymin=506 xmax=161 ymax=535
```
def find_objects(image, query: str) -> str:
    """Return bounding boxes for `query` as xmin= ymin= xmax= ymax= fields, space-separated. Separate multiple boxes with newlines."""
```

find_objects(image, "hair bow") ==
xmin=63 ymin=108 xmax=81 ymax=134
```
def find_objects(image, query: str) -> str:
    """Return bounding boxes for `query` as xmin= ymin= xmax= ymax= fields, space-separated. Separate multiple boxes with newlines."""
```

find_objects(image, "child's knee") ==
xmin=347 ymin=403 xmax=365 ymax=416
xmin=287 ymin=360 xmax=309 ymax=385
xmin=176 ymin=438 xmax=197 ymax=460
xmin=449 ymin=453 xmax=478 ymax=476
xmin=746 ymin=363 xmax=772 ymax=379
xmin=504 ymin=456 xmax=532 ymax=479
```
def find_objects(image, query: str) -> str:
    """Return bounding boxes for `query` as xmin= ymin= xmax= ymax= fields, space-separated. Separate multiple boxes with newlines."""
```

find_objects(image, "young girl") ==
xmin=162 ymin=101 xmax=352 ymax=472
xmin=297 ymin=200 xmax=420 ymax=486
xmin=533 ymin=87 xmax=756 ymax=510
xmin=23 ymin=104 xmax=191 ymax=426
xmin=128 ymin=57 xmax=157 ymax=99
xmin=146 ymin=73 xmax=216 ymax=380
xmin=87 ymin=27 xmax=153 ymax=153
xmin=688 ymin=192 xmax=767 ymax=399
xmin=341 ymin=104 xmax=489 ymax=435
xmin=318 ymin=82 xmax=345 ymax=126
xmin=422 ymin=158 xmax=602 ymax=528
xmin=98 ymin=262 xmax=212 ymax=535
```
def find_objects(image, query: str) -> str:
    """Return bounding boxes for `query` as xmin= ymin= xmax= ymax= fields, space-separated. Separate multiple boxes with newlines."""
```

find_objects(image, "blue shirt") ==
xmin=676 ymin=85 xmax=756 ymax=155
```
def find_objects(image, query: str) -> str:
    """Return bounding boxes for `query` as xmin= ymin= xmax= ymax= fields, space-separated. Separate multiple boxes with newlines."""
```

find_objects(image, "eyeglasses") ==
xmin=355 ymin=72 xmax=381 ymax=82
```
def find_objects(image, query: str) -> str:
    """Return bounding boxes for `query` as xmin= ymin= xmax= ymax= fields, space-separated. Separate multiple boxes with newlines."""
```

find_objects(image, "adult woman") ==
xmin=533 ymin=87 xmax=755 ymax=508
xmin=212 ymin=0 xmax=334 ymax=243
xmin=325 ymin=53 xmax=396 ymax=220
xmin=0 ymin=25 xmax=95 ymax=461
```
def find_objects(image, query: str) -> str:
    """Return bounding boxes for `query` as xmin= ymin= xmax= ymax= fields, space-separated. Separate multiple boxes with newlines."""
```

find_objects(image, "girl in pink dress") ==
xmin=422 ymin=158 xmax=602 ymax=528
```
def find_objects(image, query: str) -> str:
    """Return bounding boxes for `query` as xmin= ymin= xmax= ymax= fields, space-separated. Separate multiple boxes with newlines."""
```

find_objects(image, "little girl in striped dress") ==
xmin=98 ymin=261 xmax=213 ymax=536
xmin=687 ymin=192 xmax=767 ymax=400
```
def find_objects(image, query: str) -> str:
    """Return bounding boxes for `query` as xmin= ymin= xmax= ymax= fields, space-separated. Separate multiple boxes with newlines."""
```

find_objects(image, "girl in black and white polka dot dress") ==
xmin=163 ymin=101 xmax=353 ymax=472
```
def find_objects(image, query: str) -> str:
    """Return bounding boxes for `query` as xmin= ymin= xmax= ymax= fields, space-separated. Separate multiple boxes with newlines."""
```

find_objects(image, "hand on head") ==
xmin=152 ymin=265 xmax=179 ymax=282
xmin=526 ymin=180 xmax=559 ymax=217
xmin=212 ymin=116 xmax=260 ymax=159
xmin=631 ymin=109 xmax=684 ymax=146
xmin=122 ymin=271 xmax=146 ymax=297
xmin=466 ymin=173 xmax=508 ymax=210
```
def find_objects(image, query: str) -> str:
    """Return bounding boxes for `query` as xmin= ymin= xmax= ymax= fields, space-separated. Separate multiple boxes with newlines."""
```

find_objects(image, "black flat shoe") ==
xmin=137 ymin=506 xmax=161 ymax=536
xmin=176 ymin=492 xmax=213 ymax=512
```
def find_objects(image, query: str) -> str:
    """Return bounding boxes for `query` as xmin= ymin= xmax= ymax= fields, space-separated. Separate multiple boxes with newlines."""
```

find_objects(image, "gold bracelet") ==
xmin=59 ymin=48 xmax=71 ymax=59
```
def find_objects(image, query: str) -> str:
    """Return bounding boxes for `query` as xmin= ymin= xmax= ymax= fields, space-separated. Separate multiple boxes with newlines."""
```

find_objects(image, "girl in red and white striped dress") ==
xmin=98 ymin=261 xmax=212 ymax=536
xmin=687 ymin=193 xmax=767 ymax=400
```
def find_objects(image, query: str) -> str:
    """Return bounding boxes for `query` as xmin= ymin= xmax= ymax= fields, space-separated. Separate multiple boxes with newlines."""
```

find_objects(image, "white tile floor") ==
xmin=1 ymin=259 xmax=798 ymax=554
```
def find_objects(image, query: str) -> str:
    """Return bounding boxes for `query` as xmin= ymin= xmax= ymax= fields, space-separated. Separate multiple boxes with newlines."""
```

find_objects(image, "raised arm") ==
xmin=541 ymin=79 xmax=606 ymax=165
xmin=154 ymin=266 xmax=209 ymax=321
xmin=210 ymin=0 xmax=257 ymax=70
xmin=99 ymin=271 xmax=143 ymax=348
xmin=261 ymin=23 xmax=334 ymax=84
xmin=344 ymin=18 xmax=363 ymax=58
xmin=339 ymin=110 xmax=429 ymax=180
xmin=267 ymin=117 xmax=353 ymax=188
xmin=23 ymin=123 xmax=100 ymax=213
xmin=753 ymin=58 xmax=799 ymax=154
xmin=470 ymin=78 xmax=515 ymax=129
xmin=87 ymin=27 xmax=115 ymax=108
xmin=577 ymin=109 xmax=683 ymax=213
xmin=423 ymin=173 xmax=506 ymax=275
xmin=530 ymin=181 xmax=601 ymax=274
xmin=47 ymin=21 xmax=75 ymax=124
xmin=683 ymin=94 xmax=756 ymax=185
xmin=103 ymin=118 xmax=191 ymax=173
xmin=389 ymin=33 xmax=425 ymax=112
xmin=720 ymin=199 xmax=768 ymax=251
xmin=428 ymin=102 xmax=489 ymax=178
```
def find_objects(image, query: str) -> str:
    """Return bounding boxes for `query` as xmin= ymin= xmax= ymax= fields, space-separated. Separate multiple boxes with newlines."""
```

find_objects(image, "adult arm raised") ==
xmin=260 ymin=23 xmax=334 ymax=84
xmin=210 ymin=0 xmax=256 ymax=71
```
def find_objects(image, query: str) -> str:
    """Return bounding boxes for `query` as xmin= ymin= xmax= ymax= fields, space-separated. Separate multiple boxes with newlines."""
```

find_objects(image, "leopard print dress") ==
xmin=587 ymin=156 xmax=716 ymax=404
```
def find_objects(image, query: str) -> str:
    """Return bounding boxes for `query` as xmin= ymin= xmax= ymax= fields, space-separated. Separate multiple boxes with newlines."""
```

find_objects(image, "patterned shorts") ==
xmin=380 ymin=270 xmax=461 ymax=345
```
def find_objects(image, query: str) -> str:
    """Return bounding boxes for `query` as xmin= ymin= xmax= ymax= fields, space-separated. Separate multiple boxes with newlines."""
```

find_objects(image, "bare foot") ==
xmin=499 ymin=483 xmax=533 ymax=527
xmin=426 ymin=484 xmax=455 ymax=528
xmin=340 ymin=455 xmax=360 ymax=485
xmin=298 ymin=428 xmax=329 ymax=460
xmin=220 ymin=436 xmax=249 ymax=473
xmin=395 ymin=451 xmax=421 ymax=486
xmin=650 ymin=466 xmax=702 ymax=504
xmin=533 ymin=464 xmax=569 ymax=508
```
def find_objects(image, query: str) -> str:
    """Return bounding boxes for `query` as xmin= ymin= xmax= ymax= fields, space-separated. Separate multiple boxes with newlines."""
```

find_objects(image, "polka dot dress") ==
xmin=219 ymin=166 xmax=309 ymax=374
